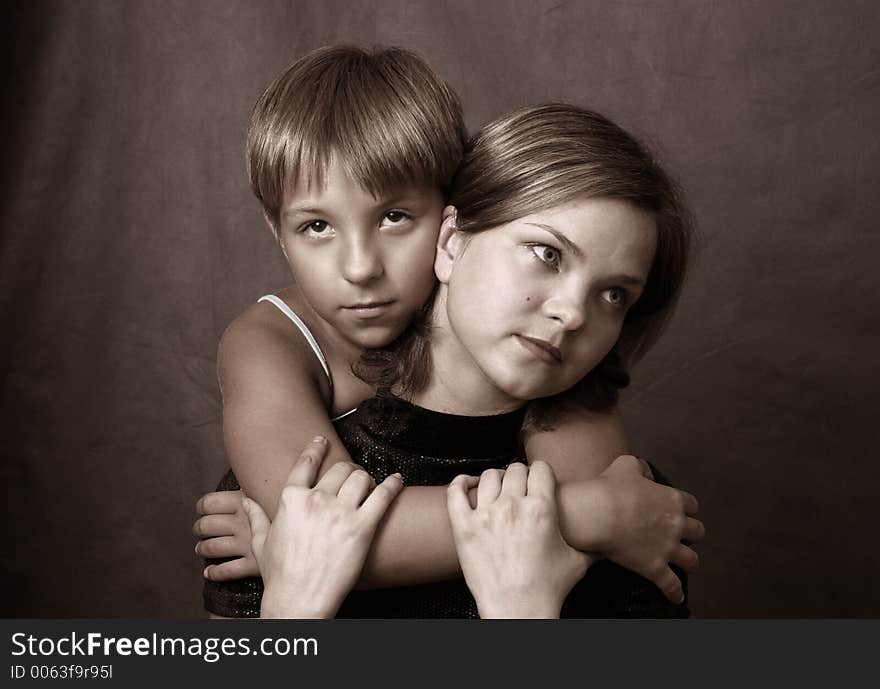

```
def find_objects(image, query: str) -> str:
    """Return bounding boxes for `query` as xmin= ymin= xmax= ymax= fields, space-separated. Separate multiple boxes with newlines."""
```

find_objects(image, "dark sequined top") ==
xmin=203 ymin=395 xmax=689 ymax=618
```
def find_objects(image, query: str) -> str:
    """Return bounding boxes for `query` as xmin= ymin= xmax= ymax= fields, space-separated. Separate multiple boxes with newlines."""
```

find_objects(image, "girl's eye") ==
xmin=603 ymin=287 xmax=629 ymax=309
xmin=300 ymin=220 xmax=334 ymax=239
xmin=530 ymin=244 xmax=561 ymax=269
xmin=381 ymin=210 xmax=412 ymax=227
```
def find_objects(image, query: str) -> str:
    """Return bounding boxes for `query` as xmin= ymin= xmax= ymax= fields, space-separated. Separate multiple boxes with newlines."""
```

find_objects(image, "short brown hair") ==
xmin=363 ymin=103 xmax=694 ymax=426
xmin=247 ymin=45 xmax=467 ymax=228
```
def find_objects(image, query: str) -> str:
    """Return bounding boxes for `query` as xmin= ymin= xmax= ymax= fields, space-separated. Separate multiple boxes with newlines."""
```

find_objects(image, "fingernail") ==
xmin=203 ymin=566 xmax=211 ymax=580
xmin=313 ymin=435 xmax=326 ymax=443
xmin=194 ymin=542 xmax=200 ymax=555
xmin=391 ymin=472 xmax=402 ymax=479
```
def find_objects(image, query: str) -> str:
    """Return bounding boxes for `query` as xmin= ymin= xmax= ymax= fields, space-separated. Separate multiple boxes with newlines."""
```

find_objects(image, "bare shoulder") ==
xmin=523 ymin=406 xmax=629 ymax=482
xmin=217 ymin=291 xmax=329 ymax=402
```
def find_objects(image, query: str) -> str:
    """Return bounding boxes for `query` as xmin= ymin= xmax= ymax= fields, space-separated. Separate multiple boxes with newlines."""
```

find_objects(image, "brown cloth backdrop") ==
xmin=2 ymin=0 xmax=878 ymax=617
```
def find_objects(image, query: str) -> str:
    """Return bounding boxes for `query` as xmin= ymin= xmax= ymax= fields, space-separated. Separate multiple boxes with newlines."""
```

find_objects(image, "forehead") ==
xmin=283 ymin=158 xmax=440 ymax=210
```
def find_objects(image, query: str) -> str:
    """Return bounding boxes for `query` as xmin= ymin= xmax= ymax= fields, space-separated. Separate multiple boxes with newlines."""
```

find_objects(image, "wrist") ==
xmin=558 ymin=479 xmax=614 ymax=554
xmin=260 ymin=587 xmax=337 ymax=619
xmin=477 ymin=594 xmax=562 ymax=619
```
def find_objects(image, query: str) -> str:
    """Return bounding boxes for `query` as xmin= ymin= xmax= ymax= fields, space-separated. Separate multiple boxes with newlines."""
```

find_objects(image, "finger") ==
xmin=204 ymin=557 xmax=260 ymax=582
xmin=241 ymin=497 xmax=270 ymax=564
xmin=287 ymin=436 xmax=329 ymax=488
xmin=525 ymin=460 xmax=556 ymax=500
xmin=336 ymin=469 xmax=376 ymax=507
xmin=500 ymin=462 xmax=528 ymax=497
xmin=653 ymin=567 xmax=685 ymax=605
xmin=671 ymin=544 xmax=700 ymax=572
xmin=192 ymin=514 xmax=239 ymax=538
xmin=195 ymin=536 xmax=242 ymax=559
xmin=682 ymin=517 xmax=706 ymax=544
xmin=678 ymin=490 xmax=699 ymax=515
xmin=476 ymin=468 xmax=503 ymax=507
xmin=360 ymin=473 xmax=405 ymax=525
xmin=196 ymin=490 xmax=243 ymax=515
xmin=314 ymin=461 xmax=358 ymax=494
xmin=446 ymin=474 xmax=478 ymax=522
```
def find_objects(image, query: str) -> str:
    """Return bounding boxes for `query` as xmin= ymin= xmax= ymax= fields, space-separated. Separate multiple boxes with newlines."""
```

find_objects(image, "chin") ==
xmin=350 ymin=324 xmax=406 ymax=349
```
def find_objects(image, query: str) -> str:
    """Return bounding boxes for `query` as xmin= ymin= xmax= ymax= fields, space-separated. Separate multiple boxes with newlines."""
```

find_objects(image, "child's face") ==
xmin=277 ymin=160 xmax=442 ymax=349
xmin=438 ymin=197 xmax=656 ymax=405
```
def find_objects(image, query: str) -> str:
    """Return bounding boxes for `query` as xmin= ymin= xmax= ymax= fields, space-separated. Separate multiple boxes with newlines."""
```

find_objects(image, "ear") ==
xmin=434 ymin=206 xmax=467 ymax=284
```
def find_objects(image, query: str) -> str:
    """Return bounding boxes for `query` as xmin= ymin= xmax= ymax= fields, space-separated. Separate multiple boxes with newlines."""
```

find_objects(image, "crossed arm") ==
xmin=247 ymin=439 xmax=597 ymax=619
xmin=196 ymin=309 xmax=703 ymax=602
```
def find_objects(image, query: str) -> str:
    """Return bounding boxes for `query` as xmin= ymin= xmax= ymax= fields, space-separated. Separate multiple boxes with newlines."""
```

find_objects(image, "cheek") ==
xmin=573 ymin=320 xmax=623 ymax=372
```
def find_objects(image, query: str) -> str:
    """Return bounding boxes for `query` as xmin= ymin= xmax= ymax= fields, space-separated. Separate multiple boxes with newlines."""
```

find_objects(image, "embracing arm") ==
xmin=216 ymin=306 xmax=463 ymax=587
xmin=209 ymin=311 xmax=700 ymax=592
xmin=525 ymin=407 xmax=704 ymax=604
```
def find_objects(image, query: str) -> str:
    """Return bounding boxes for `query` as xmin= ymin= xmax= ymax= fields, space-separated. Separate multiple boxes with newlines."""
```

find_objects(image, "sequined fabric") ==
xmin=203 ymin=395 xmax=689 ymax=618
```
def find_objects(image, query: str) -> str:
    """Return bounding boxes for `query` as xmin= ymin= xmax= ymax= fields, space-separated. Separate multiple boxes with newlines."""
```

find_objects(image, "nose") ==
xmin=544 ymin=290 xmax=586 ymax=331
xmin=340 ymin=235 xmax=384 ymax=285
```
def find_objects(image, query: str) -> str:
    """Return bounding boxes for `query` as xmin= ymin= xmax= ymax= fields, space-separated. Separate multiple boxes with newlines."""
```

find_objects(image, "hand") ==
xmin=193 ymin=490 xmax=259 ymax=580
xmin=447 ymin=461 xmax=591 ymax=619
xmin=243 ymin=436 xmax=404 ymax=618
xmin=592 ymin=455 xmax=704 ymax=604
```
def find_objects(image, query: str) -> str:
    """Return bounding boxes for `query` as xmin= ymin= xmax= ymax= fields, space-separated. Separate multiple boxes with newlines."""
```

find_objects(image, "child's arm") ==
xmin=243 ymin=437 xmax=404 ymax=618
xmin=447 ymin=463 xmax=590 ymax=618
xmin=525 ymin=409 xmax=703 ymax=604
xmin=210 ymin=310 xmax=701 ymax=592
xmin=215 ymin=304 xmax=465 ymax=586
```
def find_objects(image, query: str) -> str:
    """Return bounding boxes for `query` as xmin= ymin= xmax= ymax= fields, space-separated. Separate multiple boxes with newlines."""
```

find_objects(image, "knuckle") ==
xmin=372 ymin=484 xmax=392 ymax=502
xmin=669 ymin=512 xmax=685 ymax=533
xmin=493 ymin=496 xmax=517 ymax=518
xmin=304 ymin=489 xmax=324 ymax=508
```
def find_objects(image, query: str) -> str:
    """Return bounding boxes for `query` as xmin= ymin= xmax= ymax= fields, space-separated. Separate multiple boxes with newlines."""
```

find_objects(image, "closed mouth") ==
xmin=516 ymin=335 xmax=562 ymax=363
xmin=343 ymin=300 xmax=395 ymax=318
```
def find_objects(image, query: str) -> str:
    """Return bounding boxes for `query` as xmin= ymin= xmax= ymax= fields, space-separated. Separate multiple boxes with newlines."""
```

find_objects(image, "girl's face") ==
xmin=433 ymin=197 xmax=657 ymax=411
xmin=277 ymin=160 xmax=442 ymax=349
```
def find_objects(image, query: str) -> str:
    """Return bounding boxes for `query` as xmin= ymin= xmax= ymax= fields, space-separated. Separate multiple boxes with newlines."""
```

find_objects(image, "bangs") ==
xmin=249 ymin=46 xmax=465 ymax=223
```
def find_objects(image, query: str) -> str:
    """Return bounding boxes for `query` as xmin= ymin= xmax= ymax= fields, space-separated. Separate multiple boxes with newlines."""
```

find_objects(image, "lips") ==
xmin=342 ymin=300 xmax=395 ymax=319
xmin=515 ymin=335 xmax=562 ymax=364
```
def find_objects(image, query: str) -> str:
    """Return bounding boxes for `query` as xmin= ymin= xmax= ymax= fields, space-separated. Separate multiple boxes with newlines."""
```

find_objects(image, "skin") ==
xmin=447 ymin=463 xmax=589 ymax=619
xmin=198 ymin=166 xmax=703 ymax=601
xmin=422 ymin=199 xmax=657 ymax=414
xmin=240 ymin=197 xmax=696 ymax=618
xmin=245 ymin=437 xmax=404 ymax=619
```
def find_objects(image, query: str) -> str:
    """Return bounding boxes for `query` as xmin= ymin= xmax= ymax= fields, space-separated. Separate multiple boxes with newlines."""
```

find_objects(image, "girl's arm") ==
xmin=447 ymin=463 xmax=590 ymax=618
xmin=244 ymin=438 xmax=404 ymax=618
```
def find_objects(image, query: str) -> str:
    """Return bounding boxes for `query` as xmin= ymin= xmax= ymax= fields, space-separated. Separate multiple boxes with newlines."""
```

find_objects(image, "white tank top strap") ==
xmin=331 ymin=407 xmax=358 ymax=422
xmin=258 ymin=295 xmax=332 ymax=387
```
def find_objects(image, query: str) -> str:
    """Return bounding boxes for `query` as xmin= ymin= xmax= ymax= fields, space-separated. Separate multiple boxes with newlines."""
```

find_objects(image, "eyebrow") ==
xmin=525 ymin=222 xmax=646 ymax=287
xmin=282 ymin=206 xmax=324 ymax=218
xmin=524 ymin=222 xmax=585 ymax=258
xmin=282 ymin=193 xmax=424 ymax=220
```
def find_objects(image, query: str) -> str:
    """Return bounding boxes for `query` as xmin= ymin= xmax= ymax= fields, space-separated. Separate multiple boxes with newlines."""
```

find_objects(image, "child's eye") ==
xmin=380 ymin=210 xmax=412 ymax=228
xmin=602 ymin=287 xmax=630 ymax=309
xmin=529 ymin=244 xmax=561 ymax=269
xmin=299 ymin=220 xmax=335 ymax=239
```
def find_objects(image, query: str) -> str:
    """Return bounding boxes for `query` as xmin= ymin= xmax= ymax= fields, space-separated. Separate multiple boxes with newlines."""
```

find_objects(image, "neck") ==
xmin=407 ymin=288 xmax=525 ymax=417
